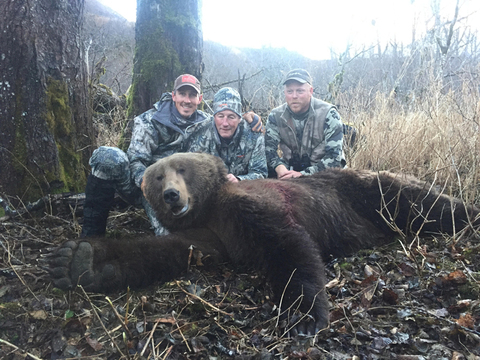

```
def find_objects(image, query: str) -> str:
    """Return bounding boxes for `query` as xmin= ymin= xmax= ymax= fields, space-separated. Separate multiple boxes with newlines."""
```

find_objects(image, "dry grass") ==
xmin=342 ymin=81 xmax=480 ymax=204
xmin=93 ymin=106 xmax=129 ymax=147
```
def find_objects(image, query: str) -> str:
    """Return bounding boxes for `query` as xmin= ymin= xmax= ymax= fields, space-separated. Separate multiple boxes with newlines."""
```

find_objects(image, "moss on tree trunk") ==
xmin=0 ymin=0 xmax=93 ymax=203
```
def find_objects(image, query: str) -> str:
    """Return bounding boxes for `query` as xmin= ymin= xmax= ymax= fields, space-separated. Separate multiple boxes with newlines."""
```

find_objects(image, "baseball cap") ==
xmin=213 ymin=87 xmax=242 ymax=117
xmin=283 ymin=69 xmax=312 ymax=85
xmin=173 ymin=74 xmax=201 ymax=93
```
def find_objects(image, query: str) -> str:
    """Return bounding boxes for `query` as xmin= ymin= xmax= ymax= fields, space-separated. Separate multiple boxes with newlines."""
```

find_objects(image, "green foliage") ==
xmin=339 ymin=262 xmax=353 ymax=271
xmin=64 ymin=309 xmax=75 ymax=320
xmin=50 ymin=288 xmax=65 ymax=296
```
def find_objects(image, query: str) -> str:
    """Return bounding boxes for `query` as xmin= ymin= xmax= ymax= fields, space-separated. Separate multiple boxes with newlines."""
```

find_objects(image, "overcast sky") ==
xmin=98 ymin=0 xmax=479 ymax=60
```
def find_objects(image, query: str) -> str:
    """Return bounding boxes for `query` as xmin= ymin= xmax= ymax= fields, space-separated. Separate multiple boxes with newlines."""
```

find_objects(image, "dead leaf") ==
xmin=456 ymin=313 xmax=475 ymax=329
xmin=361 ymin=275 xmax=377 ymax=286
xmin=30 ymin=310 xmax=48 ymax=320
xmin=383 ymin=288 xmax=398 ymax=305
xmin=398 ymin=262 xmax=416 ymax=277
xmin=436 ymin=270 xmax=467 ymax=287
xmin=86 ymin=336 xmax=103 ymax=351
xmin=445 ymin=270 xmax=467 ymax=285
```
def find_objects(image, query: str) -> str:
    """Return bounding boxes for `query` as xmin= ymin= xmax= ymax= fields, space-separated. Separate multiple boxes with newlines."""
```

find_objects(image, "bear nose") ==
xmin=163 ymin=189 xmax=180 ymax=204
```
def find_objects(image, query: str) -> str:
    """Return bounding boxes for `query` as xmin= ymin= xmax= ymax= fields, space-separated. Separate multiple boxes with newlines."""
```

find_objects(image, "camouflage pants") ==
xmin=89 ymin=146 xmax=168 ymax=236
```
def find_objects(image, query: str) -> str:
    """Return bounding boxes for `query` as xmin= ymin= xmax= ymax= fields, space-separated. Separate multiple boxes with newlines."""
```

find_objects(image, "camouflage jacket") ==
xmin=127 ymin=93 xmax=209 ymax=187
xmin=265 ymin=97 xmax=346 ymax=176
xmin=184 ymin=118 xmax=267 ymax=181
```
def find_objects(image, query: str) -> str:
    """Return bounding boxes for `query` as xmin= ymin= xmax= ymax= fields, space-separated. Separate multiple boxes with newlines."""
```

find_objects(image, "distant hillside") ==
xmin=83 ymin=0 xmax=135 ymax=95
xmin=85 ymin=0 xmax=129 ymax=21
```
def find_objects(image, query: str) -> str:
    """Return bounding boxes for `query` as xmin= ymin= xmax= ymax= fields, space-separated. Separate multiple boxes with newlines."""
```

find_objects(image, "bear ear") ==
xmin=210 ymin=154 xmax=229 ymax=179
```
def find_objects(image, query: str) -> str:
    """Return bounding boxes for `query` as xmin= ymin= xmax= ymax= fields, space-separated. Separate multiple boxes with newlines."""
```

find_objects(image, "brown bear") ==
xmin=49 ymin=153 xmax=479 ymax=335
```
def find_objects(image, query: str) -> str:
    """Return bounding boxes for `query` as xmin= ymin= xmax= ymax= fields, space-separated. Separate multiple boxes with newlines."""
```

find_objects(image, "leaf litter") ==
xmin=0 ymin=201 xmax=479 ymax=359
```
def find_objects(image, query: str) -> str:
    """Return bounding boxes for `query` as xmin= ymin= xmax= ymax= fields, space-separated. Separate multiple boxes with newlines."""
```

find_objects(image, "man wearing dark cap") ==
xmin=265 ymin=69 xmax=346 ymax=179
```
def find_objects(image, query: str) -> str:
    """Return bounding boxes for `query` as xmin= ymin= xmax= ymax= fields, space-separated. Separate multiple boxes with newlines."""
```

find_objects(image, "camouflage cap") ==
xmin=283 ymin=68 xmax=312 ymax=85
xmin=174 ymin=74 xmax=201 ymax=93
xmin=213 ymin=87 xmax=242 ymax=117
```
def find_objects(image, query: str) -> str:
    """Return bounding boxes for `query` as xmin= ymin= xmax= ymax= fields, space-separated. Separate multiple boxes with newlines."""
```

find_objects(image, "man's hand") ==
xmin=275 ymin=165 xmax=302 ymax=179
xmin=243 ymin=111 xmax=264 ymax=133
xmin=226 ymin=174 xmax=239 ymax=183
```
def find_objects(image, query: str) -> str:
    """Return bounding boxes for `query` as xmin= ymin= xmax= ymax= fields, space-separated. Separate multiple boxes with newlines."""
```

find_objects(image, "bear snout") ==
xmin=164 ymin=188 xmax=180 ymax=204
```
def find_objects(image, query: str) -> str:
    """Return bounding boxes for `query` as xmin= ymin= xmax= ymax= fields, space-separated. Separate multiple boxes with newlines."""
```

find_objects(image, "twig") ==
xmin=175 ymin=281 xmax=233 ymax=317
xmin=105 ymin=296 xmax=133 ymax=338
xmin=161 ymin=345 xmax=173 ymax=360
xmin=0 ymin=337 xmax=43 ymax=360
xmin=274 ymin=268 xmax=296 ymax=330
xmin=205 ymin=69 xmax=263 ymax=91
xmin=173 ymin=313 xmax=192 ymax=353
xmin=3 ymin=238 xmax=40 ymax=302
xmin=187 ymin=245 xmax=194 ymax=272
xmin=140 ymin=318 xmax=161 ymax=357
xmin=79 ymin=286 xmax=128 ymax=359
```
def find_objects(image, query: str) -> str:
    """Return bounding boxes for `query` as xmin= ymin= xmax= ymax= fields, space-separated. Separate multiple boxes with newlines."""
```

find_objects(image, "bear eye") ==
xmin=156 ymin=175 xmax=163 ymax=181
xmin=177 ymin=168 xmax=185 ymax=174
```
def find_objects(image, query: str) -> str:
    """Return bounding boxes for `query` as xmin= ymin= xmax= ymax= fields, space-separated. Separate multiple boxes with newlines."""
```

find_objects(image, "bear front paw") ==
xmin=47 ymin=240 xmax=97 ymax=290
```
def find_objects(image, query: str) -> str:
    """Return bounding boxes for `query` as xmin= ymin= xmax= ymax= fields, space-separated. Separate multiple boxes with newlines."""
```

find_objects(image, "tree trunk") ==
xmin=0 ymin=0 xmax=94 ymax=203
xmin=127 ymin=0 xmax=203 ymax=119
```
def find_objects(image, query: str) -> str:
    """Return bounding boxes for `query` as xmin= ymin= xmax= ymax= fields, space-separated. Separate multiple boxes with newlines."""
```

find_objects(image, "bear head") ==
xmin=142 ymin=153 xmax=228 ymax=230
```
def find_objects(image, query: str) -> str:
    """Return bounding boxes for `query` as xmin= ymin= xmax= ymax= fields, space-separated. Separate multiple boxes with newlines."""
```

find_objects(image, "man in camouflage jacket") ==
xmin=83 ymin=74 xmax=207 ymax=237
xmin=184 ymin=87 xmax=267 ymax=181
xmin=265 ymin=69 xmax=346 ymax=179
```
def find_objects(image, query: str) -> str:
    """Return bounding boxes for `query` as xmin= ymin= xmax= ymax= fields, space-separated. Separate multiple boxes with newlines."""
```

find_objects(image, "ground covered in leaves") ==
xmin=1 ymin=197 xmax=480 ymax=360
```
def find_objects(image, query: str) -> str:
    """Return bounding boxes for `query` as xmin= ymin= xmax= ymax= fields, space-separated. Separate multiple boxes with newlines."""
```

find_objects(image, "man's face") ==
xmin=284 ymin=81 xmax=313 ymax=114
xmin=214 ymin=110 xmax=242 ymax=139
xmin=172 ymin=86 xmax=203 ymax=118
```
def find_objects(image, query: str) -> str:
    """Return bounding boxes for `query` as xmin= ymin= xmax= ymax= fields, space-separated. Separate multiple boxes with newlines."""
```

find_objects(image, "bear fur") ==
xmin=49 ymin=153 xmax=479 ymax=334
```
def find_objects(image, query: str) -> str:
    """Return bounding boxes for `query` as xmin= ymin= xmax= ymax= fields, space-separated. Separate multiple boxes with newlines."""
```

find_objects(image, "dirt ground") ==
xmin=1 ymin=197 xmax=480 ymax=360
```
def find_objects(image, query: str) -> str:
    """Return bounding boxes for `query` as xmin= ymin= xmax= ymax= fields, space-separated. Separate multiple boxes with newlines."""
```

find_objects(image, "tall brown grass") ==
xmin=341 ymin=81 xmax=480 ymax=205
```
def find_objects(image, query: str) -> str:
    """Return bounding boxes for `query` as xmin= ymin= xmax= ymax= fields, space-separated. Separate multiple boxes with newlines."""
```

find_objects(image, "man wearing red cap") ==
xmin=82 ymin=74 xmax=208 ymax=237
xmin=82 ymin=75 xmax=262 ymax=237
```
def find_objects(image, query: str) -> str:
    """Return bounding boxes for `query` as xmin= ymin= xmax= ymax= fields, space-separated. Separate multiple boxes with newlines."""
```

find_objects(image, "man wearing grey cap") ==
xmin=265 ymin=69 xmax=346 ymax=179
xmin=185 ymin=87 xmax=267 ymax=182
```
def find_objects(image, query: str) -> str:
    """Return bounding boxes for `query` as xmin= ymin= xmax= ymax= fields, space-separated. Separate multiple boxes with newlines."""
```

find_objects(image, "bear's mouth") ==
xmin=171 ymin=199 xmax=190 ymax=218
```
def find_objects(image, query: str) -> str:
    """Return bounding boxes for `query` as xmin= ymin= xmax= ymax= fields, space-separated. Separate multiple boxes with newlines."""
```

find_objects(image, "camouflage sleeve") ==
xmin=301 ymin=108 xmax=346 ymax=176
xmin=127 ymin=110 xmax=159 ymax=188
xmin=265 ymin=112 xmax=289 ymax=171
xmin=237 ymin=134 xmax=268 ymax=181
xmin=183 ymin=119 xmax=212 ymax=153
